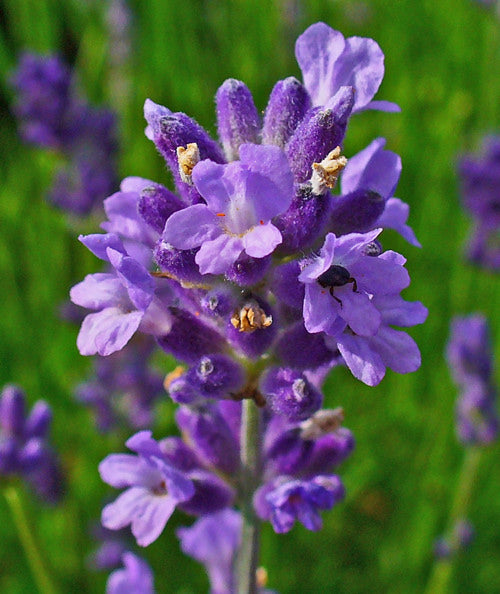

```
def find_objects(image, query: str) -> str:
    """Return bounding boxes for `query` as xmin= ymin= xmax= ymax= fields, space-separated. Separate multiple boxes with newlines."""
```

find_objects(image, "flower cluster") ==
xmin=457 ymin=136 xmax=500 ymax=270
xmin=0 ymin=385 xmax=63 ymax=503
xmin=447 ymin=314 xmax=498 ymax=445
xmin=10 ymin=53 xmax=118 ymax=215
xmin=69 ymin=22 xmax=426 ymax=591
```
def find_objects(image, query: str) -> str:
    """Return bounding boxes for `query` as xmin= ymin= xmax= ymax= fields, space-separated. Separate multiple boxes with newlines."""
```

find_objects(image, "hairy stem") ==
xmin=237 ymin=398 xmax=262 ymax=594
xmin=3 ymin=485 xmax=58 ymax=594
xmin=424 ymin=447 xmax=482 ymax=594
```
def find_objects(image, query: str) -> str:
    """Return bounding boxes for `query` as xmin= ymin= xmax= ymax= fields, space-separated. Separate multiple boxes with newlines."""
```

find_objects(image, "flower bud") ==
xmin=138 ymin=184 xmax=184 ymax=234
xmin=330 ymin=189 xmax=385 ymax=235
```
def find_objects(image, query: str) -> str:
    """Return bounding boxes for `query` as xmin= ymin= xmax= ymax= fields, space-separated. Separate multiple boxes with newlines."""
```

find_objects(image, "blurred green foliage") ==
xmin=0 ymin=0 xmax=499 ymax=592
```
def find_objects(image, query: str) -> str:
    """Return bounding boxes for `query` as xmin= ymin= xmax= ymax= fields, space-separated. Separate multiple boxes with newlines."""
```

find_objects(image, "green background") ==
xmin=0 ymin=0 xmax=499 ymax=592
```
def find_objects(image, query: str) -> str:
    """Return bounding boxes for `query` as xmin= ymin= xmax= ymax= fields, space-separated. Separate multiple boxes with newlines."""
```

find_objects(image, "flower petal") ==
xmin=192 ymin=160 xmax=231 ymax=213
xmin=107 ymin=248 xmax=154 ymax=311
xmin=337 ymin=289 xmax=381 ymax=336
xmin=243 ymin=222 xmax=282 ymax=258
xmin=101 ymin=487 xmax=151 ymax=531
xmin=370 ymin=327 xmax=422 ymax=373
xmin=99 ymin=454 xmax=158 ymax=489
xmin=337 ymin=334 xmax=386 ymax=386
xmin=195 ymin=234 xmax=243 ymax=275
xmin=376 ymin=198 xmax=421 ymax=247
xmin=77 ymin=308 xmax=143 ymax=356
xmin=162 ymin=204 xmax=220 ymax=250
xmin=348 ymin=254 xmax=410 ymax=295
xmin=131 ymin=493 xmax=177 ymax=546
xmin=70 ymin=273 xmax=125 ymax=310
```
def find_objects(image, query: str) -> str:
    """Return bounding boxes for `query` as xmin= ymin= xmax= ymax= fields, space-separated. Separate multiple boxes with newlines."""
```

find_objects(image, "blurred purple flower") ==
xmin=106 ymin=552 xmax=155 ymax=594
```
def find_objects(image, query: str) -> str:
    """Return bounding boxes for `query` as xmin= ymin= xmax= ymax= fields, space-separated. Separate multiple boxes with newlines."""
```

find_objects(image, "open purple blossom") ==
xmin=162 ymin=144 xmax=294 ymax=274
xmin=330 ymin=293 xmax=428 ymax=386
xmin=70 ymin=233 xmax=172 ymax=356
xmin=338 ymin=138 xmax=421 ymax=246
xmin=106 ymin=552 xmax=155 ymax=594
xmin=458 ymin=136 xmax=500 ymax=270
xmin=299 ymin=230 xmax=410 ymax=338
xmin=100 ymin=431 xmax=195 ymax=546
xmin=256 ymin=475 xmax=345 ymax=533
xmin=295 ymin=22 xmax=400 ymax=113
xmin=0 ymin=384 xmax=63 ymax=502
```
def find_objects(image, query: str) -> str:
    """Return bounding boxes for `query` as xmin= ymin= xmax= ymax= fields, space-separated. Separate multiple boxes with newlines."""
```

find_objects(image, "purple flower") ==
xmin=99 ymin=431 xmax=195 ymax=546
xmin=256 ymin=475 xmax=345 ymax=533
xmin=70 ymin=233 xmax=172 ymax=356
xmin=299 ymin=230 xmax=410 ymax=338
xmin=162 ymin=144 xmax=294 ymax=274
xmin=295 ymin=22 xmax=399 ymax=113
xmin=177 ymin=509 xmax=241 ymax=594
xmin=338 ymin=138 xmax=420 ymax=246
xmin=331 ymin=293 xmax=428 ymax=386
xmin=106 ymin=552 xmax=155 ymax=594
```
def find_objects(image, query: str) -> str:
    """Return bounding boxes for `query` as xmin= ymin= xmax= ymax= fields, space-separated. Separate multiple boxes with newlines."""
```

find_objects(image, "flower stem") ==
xmin=237 ymin=398 xmax=262 ymax=594
xmin=3 ymin=485 xmax=58 ymax=594
xmin=424 ymin=447 xmax=482 ymax=594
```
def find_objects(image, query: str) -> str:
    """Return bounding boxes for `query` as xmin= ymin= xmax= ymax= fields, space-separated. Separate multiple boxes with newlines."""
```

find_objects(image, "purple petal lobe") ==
xmin=195 ymin=234 xmax=244 ymax=275
xmin=337 ymin=334 xmax=386 ymax=386
xmin=77 ymin=308 xmax=143 ymax=356
xmin=243 ymin=223 xmax=282 ymax=258
xmin=337 ymin=290 xmax=381 ymax=336
xmin=162 ymin=204 xmax=220 ymax=250
xmin=70 ymin=273 xmax=125 ymax=310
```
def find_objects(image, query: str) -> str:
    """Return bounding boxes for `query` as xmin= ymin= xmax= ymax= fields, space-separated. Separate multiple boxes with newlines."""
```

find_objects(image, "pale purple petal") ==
xmin=106 ymin=248 xmax=154 ymax=311
xmin=120 ymin=176 xmax=155 ymax=193
xmin=243 ymin=223 xmax=282 ymax=258
xmin=144 ymin=99 xmax=171 ymax=140
xmin=192 ymin=160 xmax=231 ymax=213
xmin=70 ymin=273 xmax=125 ymax=310
xmin=337 ymin=289 xmax=381 ymax=336
xmin=295 ymin=23 xmax=346 ymax=107
xmin=376 ymin=198 xmax=421 ymax=247
xmin=378 ymin=249 xmax=407 ymax=266
xmin=131 ymin=494 xmax=176 ymax=546
xmin=195 ymin=234 xmax=244 ymax=274
xmin=77 ymin=308 xmax=143 ymax=356
xmin=102 ymin=487 xmax=151 ymax=531
xmin=299 ymin=233 xmax=337 ymax=282
xmin=163 ymin=204 xmax=220 ymax=250
xmin=303 ymin=284 xmax=344 ymax=335
xmin=102 ymin=191 xmax=156 ymax=246
xmin=337 ymin=334 xmax=386 ymax=386
xmin=370 ymin=327 xmax=422 ymax=373
xmin=348 ymin=255 xmax=410 ymax=294
xmin=106 ymin=553 xmax=154 ymax=594
xmin=362 ymin=100 xmax=401 ymax=113
xmin=333 ymin=229 xmax=382 ymax=262
xmin=373 ymin=294 xmax=428 ymax=327
xmin=99 ymin=454 xmax=159 ymax=489
xmin=79 ymin=233 xmax=126 ymax=261
xmin=341 ymin=138 xmax=401 ymax=198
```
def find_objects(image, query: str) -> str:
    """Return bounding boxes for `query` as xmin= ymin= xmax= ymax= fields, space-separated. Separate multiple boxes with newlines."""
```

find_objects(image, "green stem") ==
xmin=3 ymin=485 xmax=58 ymax=594
xmin=424 ymin=447 xmax=482 ymax=594
xmin=237 ymin=398 xmax=262 ymax=594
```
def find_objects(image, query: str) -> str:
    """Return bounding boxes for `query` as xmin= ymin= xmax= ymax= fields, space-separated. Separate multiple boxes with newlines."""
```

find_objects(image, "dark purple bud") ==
xmin=0 ymin=385 xmax=26 ymax=437
xmin=0 ymin=437 xmax=18 ymax=473
xmin=188 ymin=354 xmax=245 ymax=400
xmin=176 ymin=406 xmax=240 ymax=474
xmin=260 ymin=367 xmax=323 ymax=422
xmin=159 ymin=437 xmax=200 ymax=472
xmin=216 ymin=79 xmax=261 ymax=161
xmin=272 ymin=261 xmax=304 ymax=310
xmin=27 ymin=449 xmax=65 ymax=503
xmin=275 ymin=183 xmax=330 ymax=252
xmin=276 ymin=322 xmax=332 ymax=370
xmin=157 ymin=309 xmax=225 ymax=364
xmin=167 ymin=374 xmax=201 ymax=405
xmin=154 ymin=240 xmax=208 ymax=285
xmin=303 ymin=428 xmax=355 ymax=475
xmin=217 ymin=400 xmax=242 ymax=442
xmin=138 ymin=184 xmax=184 ymax=234
xmin=262 ymin=77 xmax=311 ymax=148
xmin=264 ymin=422 xmax=312 ymax=476
xmin=225 ymin=253 xmax=271 ymax=287
xmin=330 ymin=189 xmax=385 ymax=235
xmin=285 ymin=87 xmax=354 ymax=183
xmin=227 ymin=298 xmax=276 ymax=360
xmin=19 ymin=438 xmax=46 ymax=472
xmin=178 ymin=470 xmax=234 ymax=516
xmin=201 ymin=287 xmax=235 ymax=318
xmin=24 ymin=401 xmax=52 ymax=439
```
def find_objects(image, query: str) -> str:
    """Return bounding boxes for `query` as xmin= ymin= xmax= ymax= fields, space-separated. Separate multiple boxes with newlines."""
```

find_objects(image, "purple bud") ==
xmin=261 ymin=367 xmax=323 ymax=422
xmin=285 ymin=87 xmax=354 ymax=183
xmin=225 ymin=253 xmax=271 ymax=287
xmin=265 ymin=423 xmax=312 ymax=475
xmin=0 ymin=385 xmax=26 ymax=437
xmin=216 ymin=79 xmax=261 ymax=161
xmin=178 ymin=470 xmax=234 ymax=516
xmin=201 ymin=288 xmax=235 ymax=318
xmin=330 ymin=189 xmax=385 ymax=235
xmin=262 ymin=77 xmax=311 ymax=147
xmin=227 ymin=307 xmax=276 ymax=360
xmin=19 ymin=438 xmax=46 ymax=472
xmin=272 ymin=261 xmax=304 ymax=310
xmin=159 ymin=437 xmax=200 ymax=471
xmin=176 ymin=406 xmax=240 ymax=474
xmin=275 ymin=183 xmax=330 ymax=252
xmin=157 ymin=309 xmax=225 ymax=364
xmin=303 ymin=428 xmax=355 ymax=475
xmin=138 ymin=183 xmax=184 ymax=234
xmin=154 ymin=240 xmax=208 ymax=285
xmin=188 ymin=354 xmax=245 ymax=400
xmin=275 ymin=322 xmax=332 ymax=370
xmin=24 ymin=401 xmax=52 ymax=439
xmin=0 ymin=437 xmax=18 ymax=473
xmin=167 ymin=374 xmax=201 ymax=405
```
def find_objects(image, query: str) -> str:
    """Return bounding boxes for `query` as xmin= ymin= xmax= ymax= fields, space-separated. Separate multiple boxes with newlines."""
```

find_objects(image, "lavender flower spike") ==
xmin=163 ymin=144 xmax=294 ymax=274
xmin=295 ymin=22 xmax=400 ymax=113
xmin=100 ymin=431 xmax=195 ymax=546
